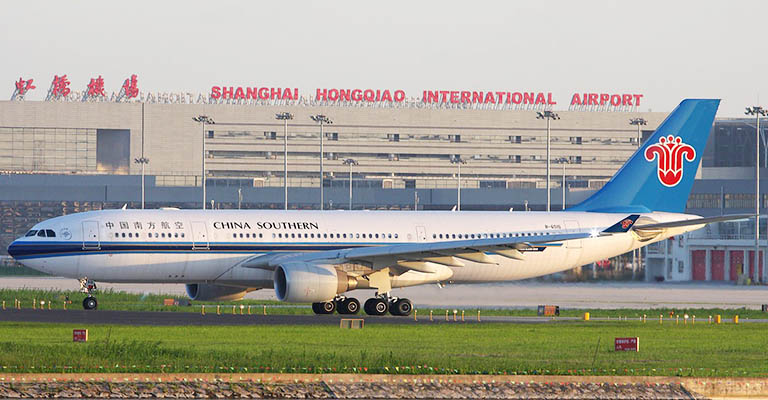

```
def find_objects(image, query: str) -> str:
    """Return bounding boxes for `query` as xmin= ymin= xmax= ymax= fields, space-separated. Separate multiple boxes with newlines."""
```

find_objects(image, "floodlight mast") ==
xmin=310 ymin=115 xmax=332 ymax=210
xmin=342 ymin=158 xmax=358 ymax=210
xmin=133 ymin=157 xmax=149 ymax=209
xmin=536 ymin=110 xmax=560 ymax=212
xmin=451 ymin=156 xmax=466 ymax=211
xmin=276 ymin=112 xmax=294 ymax=210
xmin=192 ymin=115 xmax=215 ymax=210
xmin=745 ymin=106 xmax=766 ymax=283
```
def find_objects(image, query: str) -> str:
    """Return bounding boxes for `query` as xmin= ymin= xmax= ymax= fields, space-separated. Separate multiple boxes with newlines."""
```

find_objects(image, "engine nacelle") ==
xmin=185 ymin=283 xmax=248 ymax=301
xmin=273 ymin=262 xmax=354 ymax=303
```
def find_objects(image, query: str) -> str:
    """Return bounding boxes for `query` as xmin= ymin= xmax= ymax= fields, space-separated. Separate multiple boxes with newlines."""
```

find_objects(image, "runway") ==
xmin=2 ymin=308 xmax=767 ymax=326
xmin=0 ymin=308 xmax=565 ymax=326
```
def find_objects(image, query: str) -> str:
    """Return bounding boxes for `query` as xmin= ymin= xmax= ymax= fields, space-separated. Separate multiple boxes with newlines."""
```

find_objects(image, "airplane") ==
xmin=6 ymin=99 xmax=746 ymax=316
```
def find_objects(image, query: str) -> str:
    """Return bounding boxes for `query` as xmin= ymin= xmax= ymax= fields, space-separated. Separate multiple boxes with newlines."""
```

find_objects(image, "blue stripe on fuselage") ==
xmin=7 ymin=240 xmax=381 ymax=260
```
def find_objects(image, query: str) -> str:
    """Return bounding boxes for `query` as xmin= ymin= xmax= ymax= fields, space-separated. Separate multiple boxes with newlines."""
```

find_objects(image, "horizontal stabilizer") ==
xmin=633 ymin=214 xmax=752 ymax=230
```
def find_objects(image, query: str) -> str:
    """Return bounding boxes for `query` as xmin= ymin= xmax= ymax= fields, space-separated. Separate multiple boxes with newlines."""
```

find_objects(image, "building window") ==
xmin=264 ymin=131 xmax=277 ymax=140
xmin=509 ymin=135 xmax=522 ymax=144
xmin=570 ymin=136 xmax=582 ymax=145
xmin=326 ymin=132 xmax=339 ymax=141
xmin=388 ymin=133 xmax=400 ymax=142
xmin=449 ymin=134 xmax=461 ymax=143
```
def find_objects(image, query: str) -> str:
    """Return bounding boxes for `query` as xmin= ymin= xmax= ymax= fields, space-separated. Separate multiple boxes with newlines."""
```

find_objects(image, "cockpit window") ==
xmin=25 ymin=230 xmax=38 ymax=237
xmin=45 ymin=229 xmax=56 ymax=237
xmin=37 ymin=230 xmax=46 ymax=237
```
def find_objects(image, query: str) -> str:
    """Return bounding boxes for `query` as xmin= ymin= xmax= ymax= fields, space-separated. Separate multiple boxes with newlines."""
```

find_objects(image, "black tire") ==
xmin=311 ymin=302 xmax=324 ymax=314
xmin=338 ymin=298 xmax=360 ymax=315
xmin=320 ymin=301 xmax=336 ymax=314
xmin=390 ymin=298 xmax=412 ymax=316
xmin=82 ymin=297 xmax=97 ymax=310
xmin=364 ymin=298 xmax=388 ymax=316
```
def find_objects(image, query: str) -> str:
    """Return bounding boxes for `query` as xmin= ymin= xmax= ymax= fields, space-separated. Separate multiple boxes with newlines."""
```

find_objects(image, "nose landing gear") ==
xmin=78 ymin=278 xmax=98 ymax=310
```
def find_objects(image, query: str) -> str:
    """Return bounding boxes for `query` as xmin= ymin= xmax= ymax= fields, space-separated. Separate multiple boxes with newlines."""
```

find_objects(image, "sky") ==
xmin=2 ymin=0 xmax=767 ymax=116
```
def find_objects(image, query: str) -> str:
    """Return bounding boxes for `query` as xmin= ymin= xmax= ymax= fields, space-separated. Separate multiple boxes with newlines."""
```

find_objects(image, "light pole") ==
xmin=556 ymin=157 xmax=568 ymax=210
xmin=193 ymin=115 xmax=215 ymax=210
xmin=629 ymin=117 xmax=647 ymax=279
xmin=746 ymin=106 xmax=765 ymax=283
xmin=134 ymin=157 xmax=149 ymax=209
xmin=310 ymin=114 xmax=332 ymax=210
xmin=537 ymin=110 xmax=560 ymax=212
xmin=342 ymin=158 xmax=358 ymax=210
xmin=451 ymin=156 xmax=466 ymax=211
xmin=276 ymin=112 xmax=293 ymax=210
xmin=629 ymin=117 xmax=647 ymax=148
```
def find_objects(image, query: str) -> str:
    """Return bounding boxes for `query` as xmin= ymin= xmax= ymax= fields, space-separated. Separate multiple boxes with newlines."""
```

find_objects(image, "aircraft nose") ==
xmin=7 ymin=240 xmax=20 ymax=258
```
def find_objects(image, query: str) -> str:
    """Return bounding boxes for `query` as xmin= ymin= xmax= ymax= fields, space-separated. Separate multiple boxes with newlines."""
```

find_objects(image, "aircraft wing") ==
xmin=241 ymin=231 xmax=591 ymax=272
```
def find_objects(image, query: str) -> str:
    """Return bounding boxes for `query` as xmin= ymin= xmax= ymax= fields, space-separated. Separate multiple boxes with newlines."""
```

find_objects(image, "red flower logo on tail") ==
xmin=644 ymin=135 xmax=696 ymax=187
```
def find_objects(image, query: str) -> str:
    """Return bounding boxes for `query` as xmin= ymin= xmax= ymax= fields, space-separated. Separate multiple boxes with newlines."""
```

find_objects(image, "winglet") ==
xmin=602 ymin=214 xmax=640 ymax=234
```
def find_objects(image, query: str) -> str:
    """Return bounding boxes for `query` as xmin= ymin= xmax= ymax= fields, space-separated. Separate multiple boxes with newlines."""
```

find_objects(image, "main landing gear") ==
xmin=78 ymin=278 xmax=98 ymax=310
xmin=311 ymin=294 xmax=412 ymax=316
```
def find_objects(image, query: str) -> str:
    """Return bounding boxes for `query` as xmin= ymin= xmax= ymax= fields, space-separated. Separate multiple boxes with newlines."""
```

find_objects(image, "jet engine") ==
xmin=273 ymin=262 xmax=357 ymax=303
xmin=185 ymin=283 xmax=248 ymax=301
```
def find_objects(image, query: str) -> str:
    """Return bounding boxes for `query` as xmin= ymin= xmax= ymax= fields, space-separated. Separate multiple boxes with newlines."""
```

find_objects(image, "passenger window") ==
xmin=233 ymin=233 xmax=237 ymax=239
xmin=128 ymin=233 xmax=132 ymax=238
xmin=161 ymin=233 xmax=165 ymax=238
xmin=122 ymin=233 xmax=127 ymax=238
xmin=291 ymin=233 xmax=296 ymax=239
xmin=394 ymin=233 xmax=398 ymax=239
xmin=25 ymin=230 xmax=37 ymax=237
xmin=259 ymin=233 xmax=263 ymax=238
xmin=174 ymin=233 xmax=179 ymax=238
xmin=355 ymin=233 xmax=360 ymax=239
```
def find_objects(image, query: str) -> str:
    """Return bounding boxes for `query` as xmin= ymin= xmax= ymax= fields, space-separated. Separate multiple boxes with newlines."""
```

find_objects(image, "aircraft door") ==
xmin=563 ymin=220 xmax=582 ymax=249
xmin=416 ymin=226 xmax=427 ymax=242
xmin=191 ymin=221 xmax=209 ymax=250
xmin=82 ymin=221 xmax=100 ymax=250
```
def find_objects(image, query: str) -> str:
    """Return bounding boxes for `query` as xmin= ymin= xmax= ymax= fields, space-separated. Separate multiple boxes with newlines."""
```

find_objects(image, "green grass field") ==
xmin=0 ymin=321 xmax=766 ymax=377
xmin=1 ymin=288 xmax=766 ymax=320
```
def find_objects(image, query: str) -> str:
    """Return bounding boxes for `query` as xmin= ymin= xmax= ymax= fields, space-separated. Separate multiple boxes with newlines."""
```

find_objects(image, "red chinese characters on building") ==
xmin=121 ymin=74 xmax=139 ymax=98
xmin=51 ymin=75 xmax=71 ymax=97
xmin=87 ymin=75 xmax=106 ymax=97
xmin=14 ymin=77 xmax=36 ymax=95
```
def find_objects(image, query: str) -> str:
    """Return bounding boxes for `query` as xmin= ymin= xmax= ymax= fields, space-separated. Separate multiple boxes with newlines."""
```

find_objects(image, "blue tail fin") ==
xmin=570 ymin=99 xmax=720 ymax=213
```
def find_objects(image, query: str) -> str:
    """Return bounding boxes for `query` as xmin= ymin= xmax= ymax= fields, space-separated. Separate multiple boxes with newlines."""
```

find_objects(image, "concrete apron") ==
xmin=0 ymin=373 xmax=766 ymax=398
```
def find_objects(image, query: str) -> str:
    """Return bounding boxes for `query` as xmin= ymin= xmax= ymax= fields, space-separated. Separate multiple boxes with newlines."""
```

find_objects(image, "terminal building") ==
xmin=1 ymin=88 xmax=766 ymax=283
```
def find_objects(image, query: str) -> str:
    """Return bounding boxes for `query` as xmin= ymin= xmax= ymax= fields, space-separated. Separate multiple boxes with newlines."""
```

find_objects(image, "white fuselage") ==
xmin=9 ymin=209 xmax=698 ymax=292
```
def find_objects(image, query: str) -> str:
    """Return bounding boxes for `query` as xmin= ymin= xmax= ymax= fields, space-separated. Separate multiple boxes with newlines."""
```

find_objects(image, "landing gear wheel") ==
xmin=364 ymin=298 xmax=388 ymax=316
xmin=337 ymin=298 xmax=360 ymax=315
xmin=82 ymin=296 xmax=98 ymax=310
xmin=389 ymin=298 xmax=413 ymax=316
xmin=312 ymin=301 xmax=336 ymax=314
